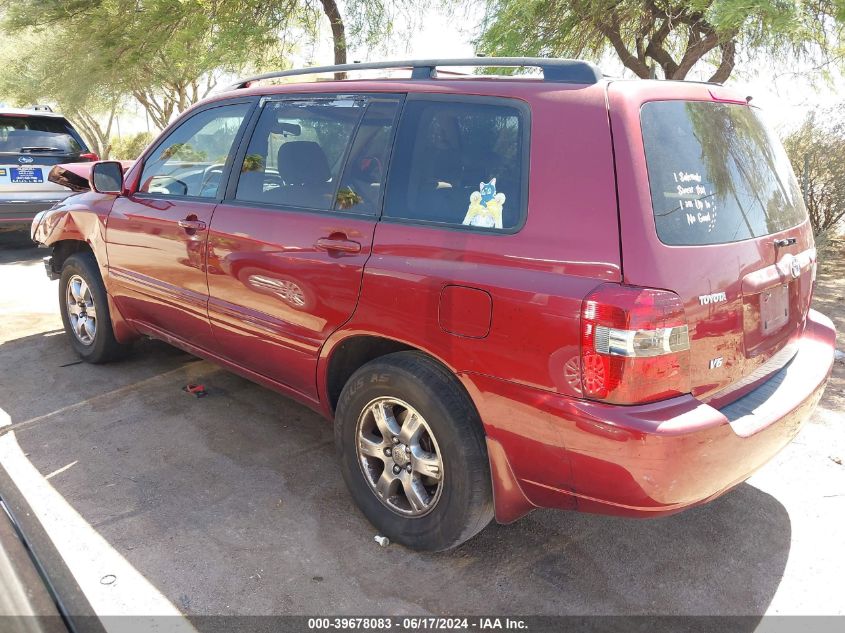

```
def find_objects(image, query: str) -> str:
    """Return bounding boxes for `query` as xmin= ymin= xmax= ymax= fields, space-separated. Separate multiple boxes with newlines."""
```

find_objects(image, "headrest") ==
xmin=277 ymin=141 xmax=331 ymax=185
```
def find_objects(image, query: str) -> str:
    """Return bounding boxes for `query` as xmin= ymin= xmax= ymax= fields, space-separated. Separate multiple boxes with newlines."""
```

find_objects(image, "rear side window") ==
xmin=0 ymin=115 xmax=85 ymax=154
xmin=383 ymin=97 xmax=528 ymax=231
xmin=641 ymin=101 xmax=807 ymax=246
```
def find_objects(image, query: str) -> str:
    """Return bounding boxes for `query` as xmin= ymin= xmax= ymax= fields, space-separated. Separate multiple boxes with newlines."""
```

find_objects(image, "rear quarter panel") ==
xmin=321 ymin=82 xmax=622 ymax=399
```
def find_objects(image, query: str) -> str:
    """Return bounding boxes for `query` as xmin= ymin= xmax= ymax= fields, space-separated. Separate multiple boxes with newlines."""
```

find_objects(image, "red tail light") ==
xmin=580 ymin=284 xmax=691 ymax=404
xmin=80 ymin=152 xmax=100 ymax=162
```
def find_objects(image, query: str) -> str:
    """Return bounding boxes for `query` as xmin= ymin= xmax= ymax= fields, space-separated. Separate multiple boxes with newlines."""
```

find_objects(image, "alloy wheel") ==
xmin=355 ymin=397 xmax=444 ymax=517
xmin=65 ymin=274 xmax=97 ymax=346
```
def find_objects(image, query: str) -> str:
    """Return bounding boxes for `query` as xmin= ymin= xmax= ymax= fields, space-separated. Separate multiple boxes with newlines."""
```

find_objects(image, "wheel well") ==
xmin=325 ymin=336 xmax=415 ymax=413
xmin=50 ymin=240 xmax=93 ymax=274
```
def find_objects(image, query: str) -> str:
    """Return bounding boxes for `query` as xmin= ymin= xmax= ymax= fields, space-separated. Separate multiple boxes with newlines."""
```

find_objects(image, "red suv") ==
xmin=31 ymin=58 xmax=836 ymax=551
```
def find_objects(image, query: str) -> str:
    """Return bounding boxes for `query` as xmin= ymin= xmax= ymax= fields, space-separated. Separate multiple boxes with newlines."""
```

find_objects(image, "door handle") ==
xmin=315 ymin=237 xmax=362 ymax=254
xmin=178 ymin=218 xmax=207 ymax=231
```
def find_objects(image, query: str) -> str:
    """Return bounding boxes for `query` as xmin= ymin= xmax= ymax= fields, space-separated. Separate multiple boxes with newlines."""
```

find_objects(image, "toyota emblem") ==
xmin=18 ymin=156 xmax=34 ymax=164
xmin=790 ymin=259 xmax=801 ymax=279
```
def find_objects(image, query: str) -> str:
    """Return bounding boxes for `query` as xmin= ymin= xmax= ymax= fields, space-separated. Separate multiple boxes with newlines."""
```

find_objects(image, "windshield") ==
xmin=641 ymin=101 xmax=807 ymax=246
xmin=0 ymin=115 xmax=85 ymax=154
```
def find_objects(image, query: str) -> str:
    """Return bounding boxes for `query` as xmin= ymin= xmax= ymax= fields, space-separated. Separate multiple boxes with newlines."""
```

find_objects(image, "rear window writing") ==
xmin=641 ymin=101 xmax=807 ymax=246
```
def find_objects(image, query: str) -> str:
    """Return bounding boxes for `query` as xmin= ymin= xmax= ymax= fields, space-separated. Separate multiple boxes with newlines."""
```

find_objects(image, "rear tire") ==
xmin=59 ymin=252 xmax=128 ymax=363
xmin=335 ymin=351 xmax=493 ymax=551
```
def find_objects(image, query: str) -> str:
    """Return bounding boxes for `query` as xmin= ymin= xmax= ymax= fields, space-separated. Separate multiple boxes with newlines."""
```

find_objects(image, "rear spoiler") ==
xmin=48 ymin=161 xmax=134 ymax=192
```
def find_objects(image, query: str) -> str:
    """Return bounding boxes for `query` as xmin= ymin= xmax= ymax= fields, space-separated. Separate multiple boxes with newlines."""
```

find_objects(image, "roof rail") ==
xmin=226 ymin=57 xmax=603 ymax=90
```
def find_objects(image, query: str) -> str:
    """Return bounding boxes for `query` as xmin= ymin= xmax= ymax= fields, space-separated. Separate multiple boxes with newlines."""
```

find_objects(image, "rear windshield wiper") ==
xmin=19 ymin=146 xmax=62 ymax=153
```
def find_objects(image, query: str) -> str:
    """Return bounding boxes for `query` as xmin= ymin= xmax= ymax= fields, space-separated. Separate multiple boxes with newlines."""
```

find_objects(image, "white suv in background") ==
xmin=0 ymin=106 xmax=98 ymax=235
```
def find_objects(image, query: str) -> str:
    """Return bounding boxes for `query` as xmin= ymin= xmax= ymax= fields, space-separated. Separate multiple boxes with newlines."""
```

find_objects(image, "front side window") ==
xmin=383 ymin=98 xmax=528 ymax=231
xmin=235 ymin=97 xmax=368 ymax=211
xmin=641 ymin=100 xmax=807 ymax=246
xmin=139 ymin=102 xmax=251 ymax=198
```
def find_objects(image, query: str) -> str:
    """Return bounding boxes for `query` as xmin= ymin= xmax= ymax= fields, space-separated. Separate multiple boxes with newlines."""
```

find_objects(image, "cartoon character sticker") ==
xmin=463 ymin=178 xmax=506 ymax=229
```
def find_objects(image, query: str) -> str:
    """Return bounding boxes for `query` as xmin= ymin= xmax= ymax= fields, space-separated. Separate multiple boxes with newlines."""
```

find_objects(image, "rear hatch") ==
xmin=608 ymin=83 xmax=814 ymax=406
xmin=0 ymin=113 xmax=93 ymax=204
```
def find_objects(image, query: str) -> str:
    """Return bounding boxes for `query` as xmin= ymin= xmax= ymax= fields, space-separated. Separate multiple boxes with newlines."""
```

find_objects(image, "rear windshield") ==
xmin=0 ymin=115 xmax=85 ymax=154
xmin=641 ymin=101 xmax=806 ymax=246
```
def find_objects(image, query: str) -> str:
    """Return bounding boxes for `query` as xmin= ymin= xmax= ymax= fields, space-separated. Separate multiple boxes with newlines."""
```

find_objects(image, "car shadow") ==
xmin=0 ymin=243 xmax=44 ymax=266
xmin=0 ymin=327 xmax=790 ymax=626
xmin=0 ymin=232 xmax=39 ymax=251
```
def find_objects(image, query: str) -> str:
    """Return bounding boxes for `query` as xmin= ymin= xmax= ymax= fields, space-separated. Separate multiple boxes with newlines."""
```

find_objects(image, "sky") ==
xmin=115 ymin=4 xmax=843 ymax=136
xmin=343 ymin=5 xmax=844 ymax=132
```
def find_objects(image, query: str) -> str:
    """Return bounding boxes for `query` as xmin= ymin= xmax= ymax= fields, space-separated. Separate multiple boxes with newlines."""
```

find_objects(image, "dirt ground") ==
xmin=812 ymin=238 xmax=845 ymax=414
xmin=0 ymin=238 xmax=843 ymax=624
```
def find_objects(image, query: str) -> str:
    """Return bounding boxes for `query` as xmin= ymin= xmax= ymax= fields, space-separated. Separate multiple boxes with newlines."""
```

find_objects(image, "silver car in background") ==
xmin=0 ymin=106 xmax=98 ymax=235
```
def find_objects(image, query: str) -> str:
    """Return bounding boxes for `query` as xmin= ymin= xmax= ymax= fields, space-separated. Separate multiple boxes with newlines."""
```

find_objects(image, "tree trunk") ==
xmin=671 ymin=31 xmax=720 ymax=79
xmin=132 ymin=90 xmax=172 ymax=130
xmin=319 ymin=0 xmax=347 ymax=79
xmin=72 ymin=100 xmax=118 ymax=159
xmin=597 ymin=22 xmax=651 ymax=78
xmin=707 ymin=41 xmax=736 ymax=84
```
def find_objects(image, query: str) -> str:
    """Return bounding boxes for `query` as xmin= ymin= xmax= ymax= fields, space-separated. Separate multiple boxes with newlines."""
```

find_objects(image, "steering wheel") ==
xmin=198 ymin=163 xmax=226 ymax=196
xmin=148 ymin=176 xmax=189 ymax=196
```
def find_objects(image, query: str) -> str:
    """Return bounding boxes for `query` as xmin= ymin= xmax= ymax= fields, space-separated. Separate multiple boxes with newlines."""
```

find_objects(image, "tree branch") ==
xmin=597 ymin=21 xmax=651 ymax=78
xmin=708 ymin=41 xmax=736 ymax=84
xmin=673 ymin=30 xmax=721 ymax=78
xmin=644 ymin=19 xmax=679 ymax=77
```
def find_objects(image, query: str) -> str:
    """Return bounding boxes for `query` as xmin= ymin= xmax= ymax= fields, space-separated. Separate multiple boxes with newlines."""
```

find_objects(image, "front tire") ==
xmin=335 ymin=351 xmax=493 ymax=551
xmin=59 ymin=252 xmax=128 ymax=363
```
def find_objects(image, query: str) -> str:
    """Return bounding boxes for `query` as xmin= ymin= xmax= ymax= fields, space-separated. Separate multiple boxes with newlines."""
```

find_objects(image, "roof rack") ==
xmin=227 ymin=57 xmax=603 ymax=90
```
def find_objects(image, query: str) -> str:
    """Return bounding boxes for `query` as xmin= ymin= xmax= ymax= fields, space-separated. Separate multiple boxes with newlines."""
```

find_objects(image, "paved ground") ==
xmin=0 ymin=240 xmax=843 ymax=621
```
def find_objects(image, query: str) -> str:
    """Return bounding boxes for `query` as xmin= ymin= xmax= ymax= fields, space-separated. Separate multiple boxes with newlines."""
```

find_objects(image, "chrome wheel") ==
xmin=356 ymin=397 xmax=444 ymax=517
xmin=65 ymin=274 xmax=97 ymax=346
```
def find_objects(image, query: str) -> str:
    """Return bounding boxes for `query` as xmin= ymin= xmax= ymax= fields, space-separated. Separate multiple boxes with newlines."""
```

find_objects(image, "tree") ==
xmin=783 ymin=106 xmax=845 ymax=236
xmin=0 ymin=28 xmax=121 ymax=157
xmin=110 ymin=131 xmax=156 ymax=160
xmin=296 ymin=0 xmax=407 ymax=78
xmin=1 ymin=0 xmax=292 ymax=129
xmin=0 ymin=0 xmax=406 ymax=127
xmin=475 ymin=0 xmax=845 ymax=83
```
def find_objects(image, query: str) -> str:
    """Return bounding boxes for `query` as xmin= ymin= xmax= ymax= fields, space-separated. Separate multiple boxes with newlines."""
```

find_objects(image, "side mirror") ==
xmin=91 ymin=161 xmax=124 ymax=194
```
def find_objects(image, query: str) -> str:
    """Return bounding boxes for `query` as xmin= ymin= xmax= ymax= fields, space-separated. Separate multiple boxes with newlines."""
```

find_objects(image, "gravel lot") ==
xmin=1 ymin=240 xmax=843 ymax=624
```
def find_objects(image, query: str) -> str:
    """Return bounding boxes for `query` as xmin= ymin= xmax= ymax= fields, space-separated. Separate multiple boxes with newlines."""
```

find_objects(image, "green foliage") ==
xmin=783 ymin=106 xmax=845 ymax=236
xmin=476 ymin=0 xmax=845 ymax=82
xmin=336 ymin=186 xmax=364 ymax=209
xmin=0 ymin=0 xmax=407 ymax=131
xmin=109 ymin=131 xmax=155 ymax=160
xmin=160 ymin=143 xmax=208 ymax=162
xmin=241 ymin=153 xmax=265 ymax=172
xmin=0 ymin=0 xmax=294 ymax=130
xmin=0 ymin=27 xmax=121 ymax=157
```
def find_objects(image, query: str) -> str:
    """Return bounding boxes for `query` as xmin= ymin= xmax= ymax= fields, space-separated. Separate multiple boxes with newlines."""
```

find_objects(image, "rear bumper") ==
xmin=0 ymin=198 xmax=68 ymax=232
xmin=462 ymin=309 xmax=836 ymax=523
